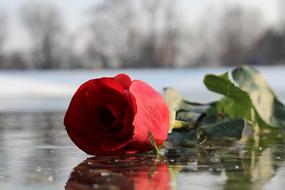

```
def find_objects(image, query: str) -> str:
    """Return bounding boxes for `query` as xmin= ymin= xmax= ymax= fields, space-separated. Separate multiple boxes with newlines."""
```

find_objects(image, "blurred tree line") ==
xmin=0 ymin=0 xmax=285 ymax=69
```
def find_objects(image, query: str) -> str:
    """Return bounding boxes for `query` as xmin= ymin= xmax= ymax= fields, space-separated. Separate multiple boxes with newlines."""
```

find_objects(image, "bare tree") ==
xmin=137 ymin=0 xmax=180 ymax=67
xmin=138 ymin=0 xmax=160 ymax=67
xmin=218 ymin=5 xmax=264 ymax=66
xmin=86 ymin=0 xmax=181 ymax=68
xmin=86 ymin=0 xmax=139 ymax=68
xmin=158 ymin=0 xmax=181 ymax=67
xmin=188 ymin=5 xmax=223 ymax=67
xmin=21 ymin=1 xmax=64 ymax=69
xmin=278 ymin=0 xmax=285 ymax=31
xmin=0 ymin=11 xmax=7 ymax=68
xmin=59 ymin=34 xmax=84 ymax=69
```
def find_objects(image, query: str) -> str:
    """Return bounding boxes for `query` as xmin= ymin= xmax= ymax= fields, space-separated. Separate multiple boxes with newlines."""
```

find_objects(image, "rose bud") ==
xmin=64 ymin=74 xmax=170 ymax=155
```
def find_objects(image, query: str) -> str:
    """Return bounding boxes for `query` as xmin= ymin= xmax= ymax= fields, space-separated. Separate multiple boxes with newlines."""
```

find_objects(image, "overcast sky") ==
xmin=0 ymin=0 xmax=280 ymax=51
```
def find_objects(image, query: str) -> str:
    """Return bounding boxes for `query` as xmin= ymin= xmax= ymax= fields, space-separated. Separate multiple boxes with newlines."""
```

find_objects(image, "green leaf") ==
xmin=163 ymin=87 xmax=184 ymax=112
xmin=199 ymin=119 xmax=245 ymax=141
xmin=203 ymin=72 xmax=252 ymax=120
xmin=168 ymin=128 xmax=198 ymax=147
xmin=148 ymin=132 xmax=159 ymax=154
xmin=168 ymin=119 xmax=246 ymax=146
xmin=164 ymin=87 xmax=210 ymax=131
xmin=163 ymin=88 xmax=186 ymax=131
xmin=173 ymin=120 xmax=197 ymax=129
xmin=196 ymin=128 xmax=207 ymax=144
xmin=232 ymin=66 xmax=285 ymax=128
xmin=163 ymin=87 xmax=210 ymax=113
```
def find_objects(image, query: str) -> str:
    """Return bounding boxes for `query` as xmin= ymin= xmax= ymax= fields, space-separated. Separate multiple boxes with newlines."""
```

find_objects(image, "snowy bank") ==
xmin=0 ymin=67 xmax=284 ymax=112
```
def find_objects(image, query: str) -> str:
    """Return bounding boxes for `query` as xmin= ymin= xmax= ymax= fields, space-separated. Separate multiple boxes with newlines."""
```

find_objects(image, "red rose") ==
xmin=64 ymin=74 xmax=169 ymax=155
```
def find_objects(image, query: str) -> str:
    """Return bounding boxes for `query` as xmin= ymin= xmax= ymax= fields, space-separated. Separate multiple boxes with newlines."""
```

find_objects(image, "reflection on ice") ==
xmin=66 ymin=155 xmax=171 ymax=190
xmin=0 ymin=110 xmax=285 ymax=189
xmin=65 ymin=133 xmax=285 ymax=190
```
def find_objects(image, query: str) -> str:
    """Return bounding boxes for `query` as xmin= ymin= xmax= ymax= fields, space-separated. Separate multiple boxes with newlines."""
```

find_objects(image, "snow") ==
xmin=0 ymin=66 xmax=284 ymax=112
xmin=0 ymin=73 xmax=74 ymax=98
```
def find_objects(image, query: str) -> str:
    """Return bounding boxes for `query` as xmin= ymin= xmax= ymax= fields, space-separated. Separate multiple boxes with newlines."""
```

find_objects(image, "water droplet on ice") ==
xmin=92 ymin=184 xmax=99 ymax=189
xmin=100 ymin=172 xmax=110 ymax=177
xmin=36 ymin=166 xmax=42 ymax=172
xmin=48 ymin=176 xmax=54 ymax=181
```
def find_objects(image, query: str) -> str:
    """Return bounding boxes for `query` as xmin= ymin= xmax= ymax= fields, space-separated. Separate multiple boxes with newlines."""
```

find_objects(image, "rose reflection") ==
xmin=65 ymin=154 xmax=171 ymax=190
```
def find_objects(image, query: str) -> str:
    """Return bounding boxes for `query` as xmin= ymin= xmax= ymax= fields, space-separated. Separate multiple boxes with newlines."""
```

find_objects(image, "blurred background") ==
xmin=0 ymin=0 xmax=284 ymax=111
xmin=0 ymin=0 xmax=284 ymax=69
xmin=1 ymin=1 xmax=285 ymax=189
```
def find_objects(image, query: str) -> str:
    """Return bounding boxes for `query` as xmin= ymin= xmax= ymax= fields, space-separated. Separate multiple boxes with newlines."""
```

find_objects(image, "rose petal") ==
xmin=64 ymin=78 xmax=135 ymax=155
xmin=64 ymin=80 xmax=105 ymax=154
xmin=129 ymin=80 xmax=170 ymax=147
xmin=89 ymin=77 xmax=125 ymax=95
xmin=85 ymin=85 xmax=134 ymax=139
xmin=84 ymin=78 xmax=136 ymax=151
xmin=114 ymin=74 xmax=132 ymax=90
xmin=85 ymin=77 xmax=129 ymax=116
